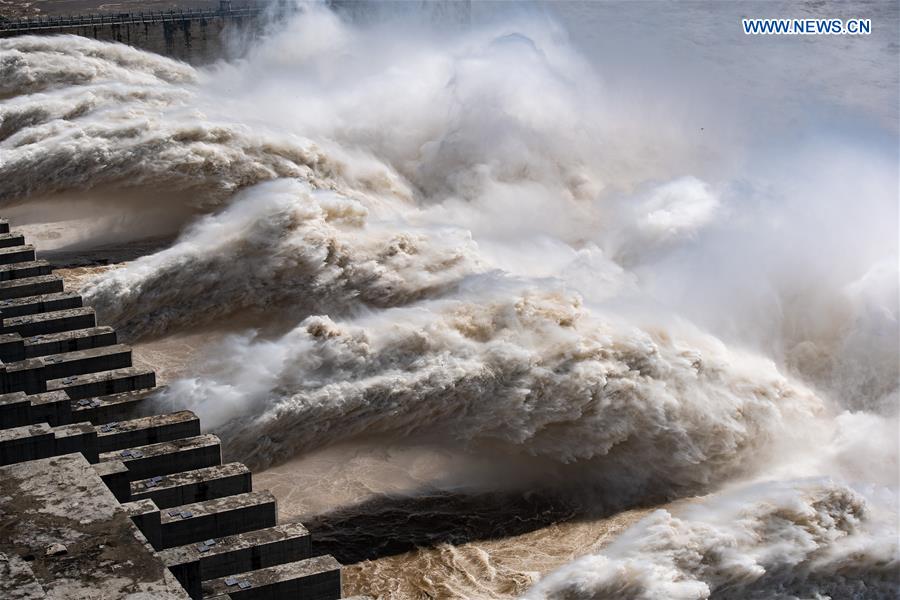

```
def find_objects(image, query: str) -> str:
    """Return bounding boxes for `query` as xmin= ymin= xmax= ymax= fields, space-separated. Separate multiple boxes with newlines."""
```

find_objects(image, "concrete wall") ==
xmin=0 ymin=16 xmax=261 ymax=65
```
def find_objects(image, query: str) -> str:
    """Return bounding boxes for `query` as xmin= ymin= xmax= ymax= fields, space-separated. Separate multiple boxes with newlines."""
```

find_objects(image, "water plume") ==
xmin=83 ymin=178 xmax=482 ymax=339
xmin=167 ymin=289 xmax=821 ymax=507
xmin=1 ymin=2 xmax=897 ymax=596
xmin=526 ymin=480 xmax=899 ymax=600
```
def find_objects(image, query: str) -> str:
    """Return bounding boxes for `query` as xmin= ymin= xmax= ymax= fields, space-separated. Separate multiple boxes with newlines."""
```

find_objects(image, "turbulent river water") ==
xmin=1 ymin=1 xmax=898 ymax=598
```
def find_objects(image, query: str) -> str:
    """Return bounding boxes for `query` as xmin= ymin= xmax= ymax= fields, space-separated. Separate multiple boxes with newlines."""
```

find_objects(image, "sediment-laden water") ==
xmin=1 ymin=1 xmax=897 ymax=598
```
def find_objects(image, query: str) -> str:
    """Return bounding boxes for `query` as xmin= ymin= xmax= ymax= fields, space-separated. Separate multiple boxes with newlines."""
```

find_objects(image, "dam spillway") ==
xmin=0 ymin=219 xmax=350 ymax=599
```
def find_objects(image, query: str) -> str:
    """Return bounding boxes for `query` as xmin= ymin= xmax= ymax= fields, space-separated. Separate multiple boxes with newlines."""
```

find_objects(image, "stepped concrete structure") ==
xmin=0 ymin=219 xmax=344 ymax=599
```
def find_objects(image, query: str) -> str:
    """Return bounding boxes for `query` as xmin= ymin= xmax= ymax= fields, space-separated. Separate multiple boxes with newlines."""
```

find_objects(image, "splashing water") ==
xmin=1 ymin=1 xmax=897 ymax=598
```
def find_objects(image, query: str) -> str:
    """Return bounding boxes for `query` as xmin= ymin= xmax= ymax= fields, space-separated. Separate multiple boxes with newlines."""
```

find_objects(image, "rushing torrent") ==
xmin=1 ymin=1 xmax=897 ymax=598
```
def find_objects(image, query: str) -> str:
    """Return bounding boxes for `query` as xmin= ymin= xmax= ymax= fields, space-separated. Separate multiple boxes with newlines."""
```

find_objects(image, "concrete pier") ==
xmin=0 ymin=232 xmax=26 ymax=248
xmin=0 ymin=422 xmax=54 ymax=464
xmin=2 ymin=344 xmax=133 ymax=394
xmin=0 ymin=421 xmax=99 ymax=466
xmin=71 ymin=387 xmax=159 ymax=424
xmin=202 ymin=555 xmax=342 ymax=600
xmin=0 ymin=274 xmax=65 ymax=300
xmin=96 ymin=410 xmax=201 ymax=452
xmin=24 ymin=325 xmax=116 ymax=357
xmin=0 ymin=260 xmax=53 ymax=281
xmin=1 ymin=306 xmax=96 ymax=337
xmin=159 ymin=491 xmax=278 ymax=549
xmin=0 ymin=244 xmax=35 ymax=265
xmin=0 ymin=291 xmax=83 ymax=319
xmin=131 ymin=462 xmax=253 ymax=508
xmin=96 ymin=458 xmax=132 ymax=502
xmin=99 ymin=433 xmax=223 ymax=481
xmin=0 ymin=220 xmax=346 ymax=599
xmin=0 ymin=454 xmax=191 ymax=599
xmin=46 ymin=366 xmax=156 ymax=399
xmin=161 ymin=523 xmax=312 ymax=599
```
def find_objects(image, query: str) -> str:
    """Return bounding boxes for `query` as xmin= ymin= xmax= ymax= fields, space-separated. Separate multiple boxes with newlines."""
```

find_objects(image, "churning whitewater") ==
xmin=1 ymin=2 xmax=897 ymax=598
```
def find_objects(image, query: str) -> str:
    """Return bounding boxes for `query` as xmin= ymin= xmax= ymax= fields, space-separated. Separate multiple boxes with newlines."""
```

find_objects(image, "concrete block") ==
xmin=0 ymin=391 xmax=29 ymax=428
xmin=0 ymin=454 xmax=191 ymax=598
xmin=0 ymin=260 xmax=52 ymax=281
xmin=40 ymin=344 xmax=132 ymax=381
xmin=2 ymin=345 xmax=133 ymax=394
xmin=0 ymin=332 xmax=24 ymax=362
xmin=70 ymin=387 xmax=160 ymax=424
xmin=96 ymin=410 xmax=200 ymax=453
xmin=94 ymin=459 xmax=132 ymax=502
xmin=46 ymin=366 xmax=156 ymax=400
xmin=0 ymin=421 xmax=99 ymax=464
xmin=0 ymin=291 xmax=83 ymax=320
xmin=98 ymin=433 xmax=222 ymax=482
xmin=27 ymin=390 xmax=72 ymax=426
xmin=52 ymin=422 xmax=99 ymax=463
xmin=0 ymin=232 xmax=25 ymax=248
xmin=1 ymin=307 xmax=96 ymax=337
xmin=24 ymin=326 xmax=116 ymax=358
xmin=0 ymin=245 xmax=35 ymax=265
xmin=160 ymin=523 xmax=311 ymax=596
xmin=159 ymin=491 xmax=278 ymax=549
xmin=0 ymin=422 xmax=54 ymax=465
xmin=0 ymin=551 xmax=45 ymax=600
xmin=131 ymin=462 xmax=252 ymax=509
xmin=0 ymin=357 xmax=43 ymax=393
xmin=0 ymin=220 xmax=8 ymax=234
xmin=125 ymin=498 xmax=163 ymax=550
xmin=201 ymin=555 xmax=342 ymax=600
xmin=0 ymin=275 xmax=64 ymax=300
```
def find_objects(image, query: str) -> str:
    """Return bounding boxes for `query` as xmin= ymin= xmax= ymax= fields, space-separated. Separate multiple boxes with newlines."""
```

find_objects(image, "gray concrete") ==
xmin=0 ymin=6 xmax=264 ymax=65
xmin=38 ymin=344 xmax=131 ymax=380
xmin=161 ymin=523 xmax=311 ymax=598
xmin=0 ymin=244 xmax=35 ymax=265
xmin=0 ymin=421 xmax=101 ymax=465
xmin=0 ymin=260 xmax=52 ymax=281
xmin=46 ymin=366 xmax=156 ymax=399
xmin=94 ymin=459 xmax=132 ymax=502
xmin=98 ymin=433 xmax=222 ymax=481
xmin=2 ymin=344 xmax=132 ymax=394
xmin=131 ymin=462 xmax=251 ymax=509
xmin=0 ymin=275 xmax=64 ymax=300
xmin=159 ymin=491 xmax=277 ymax=549
xmin=1 ymin=307 xmax=96 ymax=337
xmin=96 ymin=409 xmax=200 ymax=453
xmin=52 ymin=422 xmax=98 ymax=463
xmin=0 ymin=551 xmax=46 ymax=599
xmin=25 ymin=390 xmax=73 ymax=427
xmin=0 ymin=454 xmax=191 ymax=599
xmin=124 ymin=498 xmax=163 ymax=550
xmin=0 ymin=232 xmax=25 ymax=248
xmin=0 ymin=332 xmax=24 ymax=362
xmin=202 ymin=555 xmax=342 ymax=600
xmin=0 ymin=391 xmax=29 ymax=428
xmin=24 ymin=326 xmax=116 ymax=358
xmin=0 ymin=422 xmax=54 ymax=464
xmin=70 ymin=387 xmax=160 ymax=424
xmin=0 ymin=291 xmax=83 ymax=320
